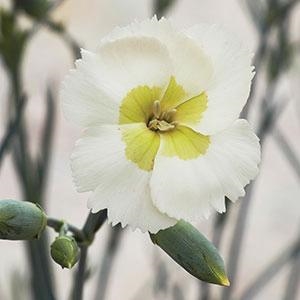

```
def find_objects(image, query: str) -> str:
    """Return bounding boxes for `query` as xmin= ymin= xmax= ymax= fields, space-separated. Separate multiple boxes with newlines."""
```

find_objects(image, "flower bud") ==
xmin=50 ymin=236 xmax=79 ymax=269
xmin=0 ymin=199 xmax=47 ymax=240
xmin=150 ymin=220 xmax=230 ymax=286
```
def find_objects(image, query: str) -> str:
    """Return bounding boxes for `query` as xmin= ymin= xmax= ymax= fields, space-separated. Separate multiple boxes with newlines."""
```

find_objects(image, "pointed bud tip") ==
xmin=219 ymin=276 xmax=230 ymax=287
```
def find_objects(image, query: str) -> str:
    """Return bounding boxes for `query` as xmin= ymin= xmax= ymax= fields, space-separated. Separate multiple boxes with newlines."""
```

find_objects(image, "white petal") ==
xmin=98 ymin=17 xmax=213 ymax=96
xmin=150 ymin=119 xmax=261 ymax=221
xmin=71 ymin=125 xmax=176 ymax=233
xmin=62 ymin=36 xmax=173 ymax=127
xmin=184 ymin=24 xmax=254 ymax=134
xmin=61 ymin=60 xmax=119 ymax=127
xmin=95 ymin=36 xmax=173 ymax=99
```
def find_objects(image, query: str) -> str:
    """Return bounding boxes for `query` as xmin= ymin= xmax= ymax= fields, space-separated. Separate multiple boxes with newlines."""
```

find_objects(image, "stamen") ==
xmin=164 ymin=108 xmax=177 ymax=123
xmin=152 ymin=100 xmax=161 ymax=119
xmin=157 ymin=120 xmax=175 ymax=132
xmin=148 ymin=101 xmax=177 ymax=132
xmin=148 ymin=119 xmax=159 ymax=131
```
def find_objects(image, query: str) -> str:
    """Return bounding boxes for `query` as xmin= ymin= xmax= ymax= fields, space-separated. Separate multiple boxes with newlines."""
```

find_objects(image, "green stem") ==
xmin=8 ymin=47 xmax=55 ymax=300
xmin=47 ymin=218 xmax=85 ymax=243
xmin=70 ymin=210 xmax=107 ymax=300
xmin=282 ymin=247 xmax=300 ymax=300
xmin=93 ymin=225 xmax=122 ymax=300
xmin=72 ymin=246 xmax=88 ymax=300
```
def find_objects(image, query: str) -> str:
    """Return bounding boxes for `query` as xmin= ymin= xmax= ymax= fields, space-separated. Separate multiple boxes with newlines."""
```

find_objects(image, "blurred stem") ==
xmin=8 ymin=72 xmax=55 ymax=300
xmin=221 ymin=93 xmax=288 ymax=300
xmin=3 ymin=14 xmax=56 ymax=299
xmin=240 ymin=19 xmax=270 ymax=119
xmin=93 ymin=225 xmax=122 ymax=300
xmin=239 ymin=233 xmax=300 ymax=300
xmin=0 ymin=95 xmax=26 ymax=169
xmin=220 ymin=1 xmax=297 ymax=299
xmin=37 ymin=88 xmax=56 ymax=198
xmin=199 ymin=199 xmax=229 ymax=300
xmin=211 ymin=199 xmax=230 ymax=248
xmin=282 ymin=247 xmax=300 ymax=300
xmin=29 ymin=17 xmax=81 ymax=60
xmin=220 ymin=184 xmax=254 ymax=300
xmin=72 ymin=247 xmax=88 ymax=300
xmin=71 ymin=210 xmax=107 ymax=300
xmin=153 ymin=0 xmax=176 ymax=18
xmin=273 ymin=129 xmax=300 ymax=181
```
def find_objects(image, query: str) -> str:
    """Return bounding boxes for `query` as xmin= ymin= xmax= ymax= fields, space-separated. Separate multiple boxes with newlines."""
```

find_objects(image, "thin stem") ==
xmin=221 ymin=185 xmax=254 ymax=300
xmin=72 ymin=246 xmax=88 ymax=300
xmin=36 ymin=88 xmax=56 ymax=198
xmin=211 ymin=199 xmax=230 ymax=248
xmin=221 ymin=94 xmax=287 ymax=300
xmin=239 ymin=234 xmax=300 ymax=300
xmin=240 ymin=26 xmax=270 ymax=119
xmin=8 ymin=75 xmax=55 ymax=300
xmin=47 ymin=218 xmax=85 ymax=243
xmin=273 ymin=129 xmax=300 ymax=181
xmin=26 ymin=242 xmax=55 ymax=300
xmin=70 ymin=210 xmax=107 ymax=300
xmin=282 ymin=248 xmax=300 ymax=300
xmin=93 ymin=225 xmax=122 ymax=300
xmin=0 ymin=95 xmax=26 ymax=169
xmin=82 ymin=210 xmax=108 ymax=242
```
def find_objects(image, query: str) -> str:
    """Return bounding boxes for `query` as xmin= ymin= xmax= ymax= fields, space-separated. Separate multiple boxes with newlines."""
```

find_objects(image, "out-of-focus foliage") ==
xmin=0 ymin=9 xmax=28 ymax=76
xmin=14 ymin=0 xmax=51 ymax=20
xmin=153 ymin=0 xmax=176 ymax=18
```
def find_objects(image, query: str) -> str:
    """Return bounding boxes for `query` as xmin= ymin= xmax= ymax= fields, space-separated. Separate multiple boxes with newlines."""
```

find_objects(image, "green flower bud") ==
xmin=150 ymin=220 xmax=230 ymax=286
xmin=0 ymin=199 xmax=47 ymax=240
xmin=50 ymin=236 xmax=79 ymax=269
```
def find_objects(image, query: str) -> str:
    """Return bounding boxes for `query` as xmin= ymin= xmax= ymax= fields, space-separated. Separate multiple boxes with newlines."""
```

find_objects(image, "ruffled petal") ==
xmin=95 ymin=35 xmax=174 ymax=98
xmin=71 ymin=125 xmax=176 ymax=233
xmin=99 ymin=17 xmax=213 ymax=96
xmin=62 ymin=35 xmax=173 ymax=127
xmin=184 ymin=24 xmax=254 ymax=134
xmin=150 ymin=119 xmax=261 ymax=221
xmin=61 ymin=54 xmax=119 ymax=127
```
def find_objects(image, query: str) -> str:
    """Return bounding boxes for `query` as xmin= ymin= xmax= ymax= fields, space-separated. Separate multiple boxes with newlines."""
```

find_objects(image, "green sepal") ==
xmin=150 ymin=220 xmax=230 ymax=286
xmin=50 ymin=236 xmax=79 ymax=269
xmin=0 ymin=199 xmax=47 ymax=240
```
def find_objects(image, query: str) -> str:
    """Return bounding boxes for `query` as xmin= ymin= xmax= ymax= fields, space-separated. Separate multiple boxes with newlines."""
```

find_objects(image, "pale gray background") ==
xmin=0 ymin=0 xmax=300 ymax=299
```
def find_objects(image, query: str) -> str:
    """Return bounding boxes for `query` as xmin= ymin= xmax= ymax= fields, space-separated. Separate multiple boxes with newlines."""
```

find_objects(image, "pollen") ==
xmin=148 ymin=101 xmax=177 ymax=132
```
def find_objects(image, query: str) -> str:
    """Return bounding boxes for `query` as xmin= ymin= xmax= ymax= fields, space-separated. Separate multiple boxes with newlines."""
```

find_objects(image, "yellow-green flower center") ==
xmin=119 ymin=76 xmax=210 ymax=171
xmin=147 ymin=100 xmax=177 ymax=132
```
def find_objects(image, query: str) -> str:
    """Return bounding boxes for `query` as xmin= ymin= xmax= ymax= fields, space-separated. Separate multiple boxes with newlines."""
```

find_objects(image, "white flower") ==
xmin=61 ymin=17 xmax=261 ymax=233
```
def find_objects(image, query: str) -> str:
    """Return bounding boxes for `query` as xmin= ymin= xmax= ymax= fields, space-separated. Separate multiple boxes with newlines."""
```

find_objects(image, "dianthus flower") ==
xmin=62 ymin=17 xmax=261 ymax=233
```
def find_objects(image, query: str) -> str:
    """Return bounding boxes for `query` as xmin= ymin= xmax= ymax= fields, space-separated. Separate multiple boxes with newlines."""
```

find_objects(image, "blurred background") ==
xmin=0 ymin=0 xmax=300 ymax=299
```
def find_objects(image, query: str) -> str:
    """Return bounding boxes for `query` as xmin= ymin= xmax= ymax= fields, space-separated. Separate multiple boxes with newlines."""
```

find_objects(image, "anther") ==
xmin=152 ymin=100 xmax=161 ymax=119
xmin=164 ymin=109 xmax=177 ymax=123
